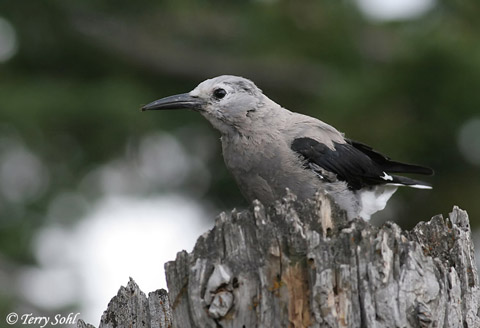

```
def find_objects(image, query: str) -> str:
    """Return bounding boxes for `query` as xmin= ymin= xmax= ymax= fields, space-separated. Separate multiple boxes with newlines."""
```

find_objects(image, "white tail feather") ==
xmin=387 ymin=183 xmax=432 ymax=190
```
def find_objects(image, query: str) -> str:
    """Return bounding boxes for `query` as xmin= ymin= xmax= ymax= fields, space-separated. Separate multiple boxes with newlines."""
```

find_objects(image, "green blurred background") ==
xmin=1 ymin=0 xmax=480 ymax=326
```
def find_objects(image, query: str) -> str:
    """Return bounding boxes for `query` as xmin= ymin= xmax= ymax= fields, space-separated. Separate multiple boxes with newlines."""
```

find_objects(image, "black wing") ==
xmin=347 ymin=139 xmax=434 ymax=175
xmin=291 ymin=137 xmax=433 ymax=190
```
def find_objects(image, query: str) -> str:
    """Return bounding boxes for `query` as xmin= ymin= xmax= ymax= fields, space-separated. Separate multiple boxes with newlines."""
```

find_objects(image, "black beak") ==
xmin=141 ymin=93 xmax=204 ymax=111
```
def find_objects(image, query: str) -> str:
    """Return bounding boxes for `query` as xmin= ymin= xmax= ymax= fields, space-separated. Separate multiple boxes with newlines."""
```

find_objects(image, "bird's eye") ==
xmin=213 ymin=88 xmax=227 ymax=99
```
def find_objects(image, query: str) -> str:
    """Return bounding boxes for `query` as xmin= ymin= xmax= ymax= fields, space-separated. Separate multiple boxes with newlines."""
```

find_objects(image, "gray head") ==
xmin=142 ymin=75 xmax=272 ymax=134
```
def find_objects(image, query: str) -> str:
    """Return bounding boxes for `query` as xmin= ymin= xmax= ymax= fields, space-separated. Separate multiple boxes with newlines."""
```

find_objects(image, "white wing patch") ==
xmin=381 ymin=172 xmax=393 ymax=181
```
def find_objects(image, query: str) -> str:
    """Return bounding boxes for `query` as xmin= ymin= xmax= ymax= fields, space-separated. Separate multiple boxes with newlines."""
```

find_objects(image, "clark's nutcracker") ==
xmin=142 ymin=75 xmax=433 ymax=220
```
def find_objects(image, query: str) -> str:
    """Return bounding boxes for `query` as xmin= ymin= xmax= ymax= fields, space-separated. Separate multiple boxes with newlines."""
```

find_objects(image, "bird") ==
xmin=142 ymin=75 xmax=433 ymax=220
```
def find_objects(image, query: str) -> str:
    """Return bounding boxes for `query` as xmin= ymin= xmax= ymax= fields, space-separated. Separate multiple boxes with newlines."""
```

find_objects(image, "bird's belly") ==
xmin=222 ymin=141 xmax=365 ymax=219
xmin=232 ymin=167 xmax=319 ymax=204
xmin=222 ymin=143 xmax=319 ymax=204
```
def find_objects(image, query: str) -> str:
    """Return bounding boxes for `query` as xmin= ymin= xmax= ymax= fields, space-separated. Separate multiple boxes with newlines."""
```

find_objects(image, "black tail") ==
xmin=347 ymin=139 xmax=434 ymax=175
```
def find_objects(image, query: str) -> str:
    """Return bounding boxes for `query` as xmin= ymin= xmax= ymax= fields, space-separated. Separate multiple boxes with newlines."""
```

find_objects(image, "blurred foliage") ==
xmin=1 ymin=0 xmax=480 ymax=321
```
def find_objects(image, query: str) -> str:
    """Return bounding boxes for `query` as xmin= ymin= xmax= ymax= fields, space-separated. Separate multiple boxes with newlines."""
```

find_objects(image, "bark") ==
xmin=80 ymin=192 xmax=480 ymax=328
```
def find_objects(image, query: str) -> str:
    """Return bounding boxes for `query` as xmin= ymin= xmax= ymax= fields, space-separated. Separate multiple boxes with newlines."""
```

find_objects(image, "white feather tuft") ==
xmin=358 ymin=185 xmax=398 ymax=220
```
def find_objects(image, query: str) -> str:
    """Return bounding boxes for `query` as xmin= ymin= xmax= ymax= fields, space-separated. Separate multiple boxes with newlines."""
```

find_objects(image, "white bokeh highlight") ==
xmin=356 ymin=0 xmax=435 ymax=21
xmin=17 ymin=130 xmax=215 ymax=325
xmin=22 ymin=194 xmax=210 ymax=325
xmin=458 ymin=117 xmax=480 ymax=166
xmin=0 ymin=138 xmax=49 ymax=204
xmin=0 ymin=17 xmax=18 ymax=62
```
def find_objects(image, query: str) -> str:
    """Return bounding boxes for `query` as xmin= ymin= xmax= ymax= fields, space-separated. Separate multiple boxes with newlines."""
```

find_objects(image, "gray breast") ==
xmin=220 ymin=134 xmax=321 ymax=204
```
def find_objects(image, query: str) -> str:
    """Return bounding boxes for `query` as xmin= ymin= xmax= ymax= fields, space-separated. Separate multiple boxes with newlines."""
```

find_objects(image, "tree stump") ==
xmin=80 ymin=193 xmax=480 ymax=328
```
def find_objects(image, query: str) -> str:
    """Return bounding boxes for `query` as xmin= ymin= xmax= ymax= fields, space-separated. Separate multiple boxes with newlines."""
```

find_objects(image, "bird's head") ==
xmin=142 ymin=75 xmax=271 ymax=134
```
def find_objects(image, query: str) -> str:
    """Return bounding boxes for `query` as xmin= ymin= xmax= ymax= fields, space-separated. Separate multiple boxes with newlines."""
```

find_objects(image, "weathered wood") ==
xmin=81 ymin=192 xmax=480 ymax=328
xmin=81 ymin=278 xmax=172 ymax=328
